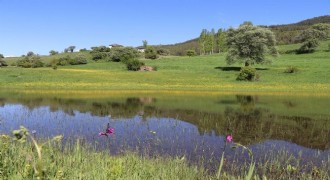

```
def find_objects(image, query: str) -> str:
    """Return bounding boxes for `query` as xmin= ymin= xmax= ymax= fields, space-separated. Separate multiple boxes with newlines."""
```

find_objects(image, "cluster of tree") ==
xmin=295 ymin=23 xmax=330 ymax=54
xmin=142 ymin=40 xmax=166 ymax=59
xmin=198 ymin=28 xmax=227 ymax=55
xmin=16 ymin=55 xmax=44 ymax=68
xmin=49 ymin=55 xmax=88 ymax=67
xmin=266 ymin=15 xmax=330 ymax=44
xmin=90 ymin=46 xmax=144 ymax=71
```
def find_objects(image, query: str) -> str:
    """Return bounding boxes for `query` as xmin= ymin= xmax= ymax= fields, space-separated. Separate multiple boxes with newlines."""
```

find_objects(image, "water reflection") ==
xmin=0 ymin=93 xmax=329 ymax=171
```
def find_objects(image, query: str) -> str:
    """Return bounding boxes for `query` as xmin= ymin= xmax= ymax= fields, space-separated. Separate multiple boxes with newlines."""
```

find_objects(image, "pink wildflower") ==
xmin=98 ymin=123 xmax=114 ymax=137
xmin=98 ymin=132 xmax=108 ymax=137
xmin=226 ymin=135 xmax=233 ymax=142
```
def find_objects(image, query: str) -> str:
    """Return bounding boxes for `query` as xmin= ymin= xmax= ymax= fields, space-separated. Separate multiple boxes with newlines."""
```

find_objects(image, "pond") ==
xmin=0 ymin=91 xmax=329 ymax=172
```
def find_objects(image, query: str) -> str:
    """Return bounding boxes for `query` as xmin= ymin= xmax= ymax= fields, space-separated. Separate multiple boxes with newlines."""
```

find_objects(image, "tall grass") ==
xmin=1 ymin=132 xmax=329 ymax=179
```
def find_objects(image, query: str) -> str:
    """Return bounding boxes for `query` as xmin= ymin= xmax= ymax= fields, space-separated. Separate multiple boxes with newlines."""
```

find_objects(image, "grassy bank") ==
xmin=1 ymin=41 xmax=330 ymax=94
xmin=1 ymin=134 xmax=329 ymax=179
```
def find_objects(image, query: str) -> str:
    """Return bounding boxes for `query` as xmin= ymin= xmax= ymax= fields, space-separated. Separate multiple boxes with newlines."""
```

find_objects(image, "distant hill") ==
xmin=156 ymin=15 xmax=330 ymax=55
xmin=267 ymin=15 xmax=330 ymax=44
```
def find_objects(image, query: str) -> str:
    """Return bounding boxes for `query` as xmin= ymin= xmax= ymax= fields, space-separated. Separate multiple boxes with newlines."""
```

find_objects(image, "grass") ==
xmin=1 ymin=41 xmax=330 ymax=94
xmin=1 ymin=132 xmax=329 ymax=179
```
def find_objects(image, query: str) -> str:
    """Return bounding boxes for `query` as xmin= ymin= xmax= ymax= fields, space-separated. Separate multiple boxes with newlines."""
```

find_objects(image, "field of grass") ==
xmin=1 ymin=41 xmax=330 ymax=95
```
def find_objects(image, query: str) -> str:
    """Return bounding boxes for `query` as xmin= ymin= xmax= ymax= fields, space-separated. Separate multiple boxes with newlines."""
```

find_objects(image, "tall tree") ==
xmin=226 ymin=22 xmax=278 ymax=66
xmin=199 ymin=29 xmax=208 ymax=55
xmin=215 ymin=28 xmax=227 ymax=53
xmin=142 ymin=40 xmax=148 ymax=48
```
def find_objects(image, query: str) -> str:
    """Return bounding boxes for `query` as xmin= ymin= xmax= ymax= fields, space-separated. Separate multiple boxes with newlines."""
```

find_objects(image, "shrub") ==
xmin=236 ymin=66 xmax=257 ymax=81
xmin=186 ymin=49 xmax=196 ymax=57
xmin=126 ymin=59 xmax=145 ymax=71
xmin=156 ymin=48 xmax=170 ymax=56
xmin=51 ymin=55 xmax=88 ymax=66
xmin=109 ymin=47 xmax=140 ymax=63
xmin=91 ymin=52 xmax=108 ymax=61
xmin=284 ymin=66 xmax=299 ymax=73
xmin=296 ymin=39 xmax=319 ymax=54
xmin=0 ymin=59 xmax=8 ymax=67
xmin=16 ymin=56 xmax=44 ymax=68
xmin=145 ymin=46 xmax=158 ymax=59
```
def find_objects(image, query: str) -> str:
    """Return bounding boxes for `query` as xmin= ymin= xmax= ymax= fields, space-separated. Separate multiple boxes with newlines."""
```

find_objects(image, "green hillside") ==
xmin=155 ymin=15 xmax=330 ymax=55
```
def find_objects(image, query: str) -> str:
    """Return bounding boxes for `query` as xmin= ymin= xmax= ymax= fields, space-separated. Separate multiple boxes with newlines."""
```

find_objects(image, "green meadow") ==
xmin=1 ymin=41 xmax=330 ymax=95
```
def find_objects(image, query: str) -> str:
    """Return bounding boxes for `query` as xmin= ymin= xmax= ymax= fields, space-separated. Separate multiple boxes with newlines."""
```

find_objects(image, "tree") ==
xmin=226 ymin=22 xmax=278 ymax=66
xmin=186 ymin=49 xmax=196 ymax=57
xmin=145 ymin=46 xmax=158 ymax=59
xmin=49 ymin=50 xmax=59 ymax=56
xmin=142 ymin=40 xmax=148 ymax=48
xmin=199 ymin=29 xmax=208 ymax=55
xmin=0 ymin=54 xmax=4 ymax=58
xmin=296 ymin=25 xmax=329 ymax=54
xmin=215 ymin=29 xmax=227 ymax=53
xmin=27 ymin=51 xmax=35 ymax=57
xmin=67 ymin=46 xmax=76 ymax=53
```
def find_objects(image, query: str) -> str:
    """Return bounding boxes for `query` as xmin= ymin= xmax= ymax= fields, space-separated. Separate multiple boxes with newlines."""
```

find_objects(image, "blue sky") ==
xmin=0 ymin=0 xmax=329 ymax=56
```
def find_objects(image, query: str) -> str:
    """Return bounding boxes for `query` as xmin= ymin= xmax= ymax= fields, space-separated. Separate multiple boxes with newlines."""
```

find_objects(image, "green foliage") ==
xmin=91 ymin=52 xmax=108 ymax=61
xmin=284 ymin=66 xmax=299 ymax=73
xmin=109 ymin=47 xmax=140 ymax=63
xmin=215 ymin=29 xmax=228 ymax=53
xmin=186 ymin=49 xmax=196 ymax=57
xmin=236 ymin=66 xmax=257 ymax=81
xmin=26 ymin=51 xmax=35 ymax=57
xmin=125 ymin=59 xmax=145 ymax=71
xmin=91 ymin=46 xmax=111 ymax=53
xmin=0 ymin=54 xmax=4 ymax=58
xmin=145 ymin=46 xmax=158 ymax=59
xmin=49 ymin=50 xmax=59 ymax=56
xmin=51 ymin=55 xmax=88 ymax=66
xmin=297 ymin=38 xmax=319 ymax=54
xmin=156 ymin=48 xmax=170 ymax=56
xmin=0 ymin=59 xmax=8 ymax=67
xmin=226 ymin=22 xmax=278 ymax=66
xmin=79 ymin=48 xmax=88 ymax=52
xmin=67 ymin=46 xmax=76 ymax=53
xmin=17 ymin=56 xmax=44 ymax=68
xmin=199 ymin=29 xmax=216 ymax=55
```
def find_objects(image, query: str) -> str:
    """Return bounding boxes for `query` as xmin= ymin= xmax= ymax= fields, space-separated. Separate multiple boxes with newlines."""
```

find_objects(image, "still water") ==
xmin=0 ymin=92 xmax=329 ymax=171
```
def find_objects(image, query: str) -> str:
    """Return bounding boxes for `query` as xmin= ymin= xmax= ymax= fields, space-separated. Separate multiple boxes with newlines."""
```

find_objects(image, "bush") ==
xmin=296 ymin=39 xmax=319 ymax=54
xmin=145 ymin=46 xmax=158 ymax=59
xmin=51 ymin=55 xmax=88 ymax=66
xmin=0 ymin=59 xmax=8 ymax=67
xmin=284 ymin=66 xmax=299 ymax=73
xmin=236 ymin=66 xmax=257 ymax=81
xmin=186 ymin=50 xmax=196 ymax=57
xmin=126 ymin=59 xmax=145 ymax=71
xmin=109 ymin=47 xmax=140 ymax=63
xmin=91 ymin=52 xmax=108 ymax=61
xmin=156 ymin=48 xmax=170 ymax=56
xmin=17 ymin=56 xmax=44 ymax=68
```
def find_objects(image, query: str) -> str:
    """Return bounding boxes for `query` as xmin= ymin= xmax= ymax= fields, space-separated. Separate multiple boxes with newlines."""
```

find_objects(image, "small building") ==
xmin=109 ymin=44 xmax=123 ymax=49
xmin=136 ymin=46 xmax=145 ymax=53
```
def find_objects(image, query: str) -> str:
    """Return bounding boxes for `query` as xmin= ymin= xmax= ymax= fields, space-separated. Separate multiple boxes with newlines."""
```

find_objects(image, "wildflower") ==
xmin=106 ymin=127 xmax=114 ymax=134
xmin=98 ymin=123 xmax=114 ymax=137
xmin=98 ymin=132 xmax=108 ymax=137
xmin=226 ymin=135 xmax=233 ymax=142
